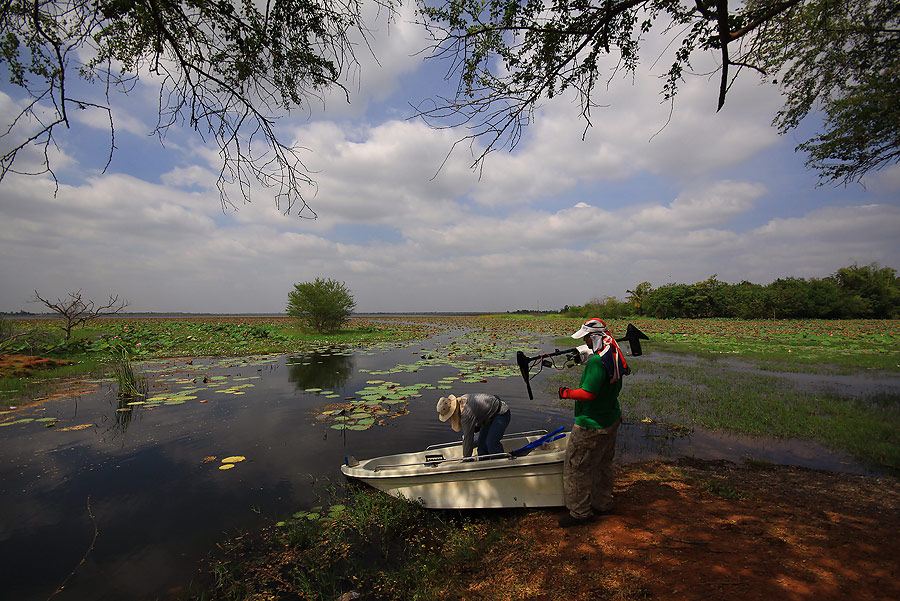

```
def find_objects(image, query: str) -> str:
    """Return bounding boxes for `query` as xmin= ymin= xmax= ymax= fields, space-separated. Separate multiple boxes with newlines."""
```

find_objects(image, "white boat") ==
xmin=340 ymin=429 xmax=569 ymax=509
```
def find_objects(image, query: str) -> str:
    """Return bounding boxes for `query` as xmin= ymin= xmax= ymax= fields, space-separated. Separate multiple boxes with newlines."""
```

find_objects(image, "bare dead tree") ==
xmin=33 ymin=290 xmax=128 ymax=341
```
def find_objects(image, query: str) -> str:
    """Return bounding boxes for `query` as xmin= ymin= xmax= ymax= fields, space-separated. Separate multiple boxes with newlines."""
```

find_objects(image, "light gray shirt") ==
xmin=459 ymin=393 xmax=509 ymax=457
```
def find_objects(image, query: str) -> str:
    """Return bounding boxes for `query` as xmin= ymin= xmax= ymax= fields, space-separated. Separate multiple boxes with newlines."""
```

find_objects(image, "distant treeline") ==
xmin=563 ymin=263 xmax=899 ymax=320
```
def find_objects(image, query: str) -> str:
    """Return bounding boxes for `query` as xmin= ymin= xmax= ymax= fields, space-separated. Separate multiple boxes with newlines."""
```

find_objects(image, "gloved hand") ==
xmin=560 ymin=387 xmax=597 ymax=402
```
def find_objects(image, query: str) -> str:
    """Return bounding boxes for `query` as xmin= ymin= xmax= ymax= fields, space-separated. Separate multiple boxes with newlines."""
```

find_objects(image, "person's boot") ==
xmin=557 ymin=513 xmax=594 ymax=527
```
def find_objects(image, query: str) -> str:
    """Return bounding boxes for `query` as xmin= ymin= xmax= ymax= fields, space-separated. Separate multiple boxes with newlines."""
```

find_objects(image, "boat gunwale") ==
xmin=341 ymin=432 xmax=568 ymax=479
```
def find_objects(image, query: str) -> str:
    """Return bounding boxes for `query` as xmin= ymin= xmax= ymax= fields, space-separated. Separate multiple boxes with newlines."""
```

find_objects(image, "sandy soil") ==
xmin=458 ymin=458 xmax=900 ymax=601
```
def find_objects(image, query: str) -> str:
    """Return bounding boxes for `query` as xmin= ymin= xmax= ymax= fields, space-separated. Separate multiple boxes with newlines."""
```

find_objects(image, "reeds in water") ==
xmin=113 ymin=347 xmax=147 ymax=399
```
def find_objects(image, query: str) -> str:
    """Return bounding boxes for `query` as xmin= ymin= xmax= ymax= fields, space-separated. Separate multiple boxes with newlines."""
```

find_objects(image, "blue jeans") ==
xmin=477 ymin=410 xmax=511 ymax=457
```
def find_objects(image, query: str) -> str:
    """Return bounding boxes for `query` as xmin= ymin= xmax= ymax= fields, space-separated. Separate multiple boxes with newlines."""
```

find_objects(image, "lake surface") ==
xmin=0 ymin=325 xmax=890 ymax=601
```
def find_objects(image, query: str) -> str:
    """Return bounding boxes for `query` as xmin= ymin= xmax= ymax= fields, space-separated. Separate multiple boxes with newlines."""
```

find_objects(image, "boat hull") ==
xmin=340 ymin=432 xmax=568 ymax=509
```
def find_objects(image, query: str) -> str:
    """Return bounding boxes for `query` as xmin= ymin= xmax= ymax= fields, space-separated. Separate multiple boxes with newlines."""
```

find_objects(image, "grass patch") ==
xmin=699 ymin=478 xmax=749 ymax=500
xmin=550 ymin=317 xmax=899 ymax=372
xmin=549 ymin=351 xmax=900 ymax=473
xmin=188 ymin=484 xmax=508 ymax=601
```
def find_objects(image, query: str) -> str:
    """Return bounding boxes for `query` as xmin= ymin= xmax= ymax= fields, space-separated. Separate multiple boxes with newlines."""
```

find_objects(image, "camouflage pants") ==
xmin=563 ymin=421 xmax=620 ymax=519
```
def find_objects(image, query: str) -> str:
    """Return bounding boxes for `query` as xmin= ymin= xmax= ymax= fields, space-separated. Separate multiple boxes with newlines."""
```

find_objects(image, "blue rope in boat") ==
xmin=509 ymin=426 xmax=566 ymax=457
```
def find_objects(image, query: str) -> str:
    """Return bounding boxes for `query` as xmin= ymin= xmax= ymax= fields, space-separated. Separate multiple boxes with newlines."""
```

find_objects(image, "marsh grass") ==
xmin=112 ymin=348 xmax=147 ymax=399
xmin=549 ymin=355 xmax=900 ymax=472
xmin=192 ymin=483 xmax=507 ymax=601
xmin=2 ymin=318 xmax=423 ymax=407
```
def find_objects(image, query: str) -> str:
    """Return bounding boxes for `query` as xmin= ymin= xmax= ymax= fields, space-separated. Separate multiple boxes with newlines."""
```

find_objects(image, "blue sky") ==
xmin=1 ymin=3 xmax=898 ymax=314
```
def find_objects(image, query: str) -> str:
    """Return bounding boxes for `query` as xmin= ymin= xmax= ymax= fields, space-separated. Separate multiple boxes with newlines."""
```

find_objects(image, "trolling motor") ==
xmin=515 ymin=323 xmax=650 ymax=400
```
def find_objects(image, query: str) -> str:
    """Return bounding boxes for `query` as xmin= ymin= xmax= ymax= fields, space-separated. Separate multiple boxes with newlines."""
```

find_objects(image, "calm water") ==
xmin=0 ymin=326 xmax=888 ymax=601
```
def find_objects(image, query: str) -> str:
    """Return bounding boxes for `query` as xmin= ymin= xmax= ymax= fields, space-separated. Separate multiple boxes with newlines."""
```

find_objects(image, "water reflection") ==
xmin=287 ymin=350 xmax=354 ymax=391
xmin=105 ymin=395 xmax=138 ymax=439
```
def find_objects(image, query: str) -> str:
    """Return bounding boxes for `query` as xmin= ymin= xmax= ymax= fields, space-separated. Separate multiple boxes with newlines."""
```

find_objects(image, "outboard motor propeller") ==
xmin=616 ymin=323 xmax=650 ymax=356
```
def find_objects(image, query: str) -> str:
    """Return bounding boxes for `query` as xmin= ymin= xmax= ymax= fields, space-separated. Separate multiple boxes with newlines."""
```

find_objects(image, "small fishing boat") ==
xmin=340 ymin=429 xmax=569 ymax=509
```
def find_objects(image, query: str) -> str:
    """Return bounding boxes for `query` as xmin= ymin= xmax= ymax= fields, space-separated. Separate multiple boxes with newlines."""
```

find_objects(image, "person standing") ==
xmin=557 ymin=318 xmax=630 ymax=527
xmin=436 ymin=393 xmax=511 ymax=458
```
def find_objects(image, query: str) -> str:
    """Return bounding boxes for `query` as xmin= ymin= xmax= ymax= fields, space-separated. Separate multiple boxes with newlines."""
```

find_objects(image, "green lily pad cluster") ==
xmin=139 ymin=375 xmax=259 ymax=407
xmin=352 ymin=326 xmax=535 ymax=384
xmin=276 ymin=503 xmax=346 ymax=526
xmin=358 ymin=357 xmax=519 ymax=382
xmin=309 ymin=379 xmax=432 ymax=430
xmin=302 ymin=328 xmax=545 ymax=431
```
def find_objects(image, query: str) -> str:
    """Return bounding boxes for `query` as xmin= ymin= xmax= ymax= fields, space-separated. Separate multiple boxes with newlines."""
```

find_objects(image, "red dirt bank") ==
xmin=457 ymin=458 xmax=899 ymax=601
xmin=0 ymin=354 xmax=71 ymax=378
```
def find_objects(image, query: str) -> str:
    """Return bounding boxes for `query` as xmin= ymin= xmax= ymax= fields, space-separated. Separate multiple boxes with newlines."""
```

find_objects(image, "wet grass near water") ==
xmin=548 ymin=353 xmax=900 ymax=472
xmin=0 ymin=317 xmax=427 ymax=406
xmin=189 ymin=483 xmax=507 ymax=601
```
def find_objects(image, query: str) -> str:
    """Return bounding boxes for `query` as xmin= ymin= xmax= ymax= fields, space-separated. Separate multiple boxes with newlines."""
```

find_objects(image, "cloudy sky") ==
xmin=2 ymin=3 xmax=899 ymax=314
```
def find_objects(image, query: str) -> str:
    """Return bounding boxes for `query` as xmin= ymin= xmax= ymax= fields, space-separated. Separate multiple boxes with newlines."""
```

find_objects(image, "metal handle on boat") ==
xmin=424 ymin=430 xmax=550 ymax=451
xmin=371 ymin=451 xmax=516 ymax=472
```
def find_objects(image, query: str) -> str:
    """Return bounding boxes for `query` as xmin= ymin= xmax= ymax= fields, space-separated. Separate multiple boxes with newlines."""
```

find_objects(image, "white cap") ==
xmin=571 ymin=318 xmax=609 ymax=339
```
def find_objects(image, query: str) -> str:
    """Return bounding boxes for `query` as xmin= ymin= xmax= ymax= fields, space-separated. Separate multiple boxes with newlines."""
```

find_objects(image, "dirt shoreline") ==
xmin=454 ymin=458 xmax=900 ymax=601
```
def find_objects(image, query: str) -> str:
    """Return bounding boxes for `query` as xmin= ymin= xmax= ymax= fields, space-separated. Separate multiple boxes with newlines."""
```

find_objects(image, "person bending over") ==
xmin=436 ymin=393 xmax=511 ymax=458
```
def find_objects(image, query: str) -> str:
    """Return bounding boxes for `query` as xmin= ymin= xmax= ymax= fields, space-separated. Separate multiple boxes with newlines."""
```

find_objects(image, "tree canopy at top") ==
xmin=0 ymin=0 xmax=390 ymax=216
xmin=0 ymin=0 xmax=896 ymax=215
xmin=415 ymin=0 xmax=899 ymax=183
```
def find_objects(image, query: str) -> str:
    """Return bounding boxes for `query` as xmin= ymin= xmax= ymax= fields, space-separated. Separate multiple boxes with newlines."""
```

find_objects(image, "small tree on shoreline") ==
xmin=33 ymin=290 xmax=128 ymax=341
xmin=286 ymin=278 xmax=356 ymax=333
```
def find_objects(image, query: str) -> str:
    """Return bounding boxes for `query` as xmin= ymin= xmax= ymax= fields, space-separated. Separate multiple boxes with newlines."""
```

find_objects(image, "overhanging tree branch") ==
xmin=0 ymin=0 xmax=393 ymax=216
xmin=414 ymin=0 xmax=899 ymax=184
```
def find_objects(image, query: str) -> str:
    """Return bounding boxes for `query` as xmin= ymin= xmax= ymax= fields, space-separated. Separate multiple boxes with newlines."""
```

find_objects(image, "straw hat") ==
xmin=436 ymin=394 xmax=463 ymax=432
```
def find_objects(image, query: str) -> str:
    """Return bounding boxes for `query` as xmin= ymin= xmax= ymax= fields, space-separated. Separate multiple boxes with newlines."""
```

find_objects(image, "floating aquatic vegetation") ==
xmin=276 ymin=503 xmax=345 ymax=526
xmin=313 ymin=392 xmax=410 ymax=430
xmin=56 ymin=424 xmax=92 ymax=432
xmin=218 ymin=456 xmax=245 ymax=470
